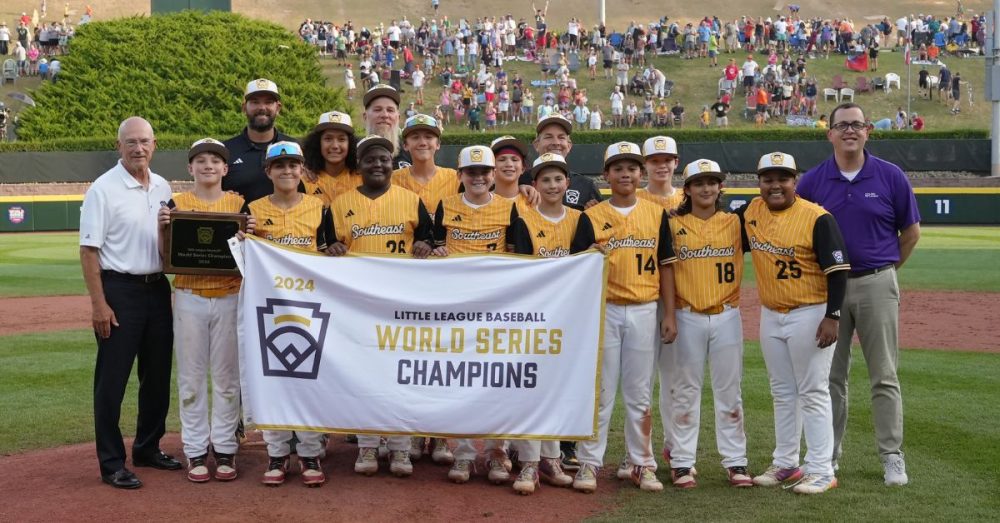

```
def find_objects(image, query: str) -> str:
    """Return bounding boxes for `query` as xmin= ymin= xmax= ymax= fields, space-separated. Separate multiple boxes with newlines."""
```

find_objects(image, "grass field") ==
xmin=1 ymin=329 xmax=997 ymax=520
xmin=2 ymin=226 xmax=997 ymax=298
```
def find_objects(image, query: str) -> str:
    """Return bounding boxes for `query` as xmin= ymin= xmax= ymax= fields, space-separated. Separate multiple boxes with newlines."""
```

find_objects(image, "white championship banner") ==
xmin=236 ymin=236 xmax=607 ymax=440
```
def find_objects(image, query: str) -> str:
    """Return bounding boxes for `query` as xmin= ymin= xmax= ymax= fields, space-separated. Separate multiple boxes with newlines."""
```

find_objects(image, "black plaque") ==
xmin=164 ymin=211 xmax=247 ymax=276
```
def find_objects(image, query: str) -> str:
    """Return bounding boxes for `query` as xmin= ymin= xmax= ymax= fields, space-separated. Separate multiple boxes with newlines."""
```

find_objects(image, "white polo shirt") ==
xmin=79 ymin=160 xmax=172 ymax=275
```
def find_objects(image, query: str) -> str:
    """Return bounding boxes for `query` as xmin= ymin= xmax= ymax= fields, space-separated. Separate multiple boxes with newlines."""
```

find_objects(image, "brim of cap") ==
xmin=604 ymin=153 xmax=644 ymax=169
xmin=364 ymin=87 xmax=401 ymax=107
xmin=530 ymin=160 xmax=569 ymax=179
xmin=188 ymin=143 xmax=230 ymax=163
xmin=402 ymin=122 xmax=441 ymax=138
xmin=535 ymin=118 xmax=572 ymax=135
xmin=644 ymin=150 xmax=679 ymax=158
xmin=458 ymin=160 xmax=495 ymax=170
xmin=684 ymin=171 xmax=726 ymax=184
xmin=312 ymin=121 xmax=355 ymax=135
xmin=490 ymin=137 xmax=530 ymax=157
xmin=756 ymin=166 xmax=798 ymax=176
xmin=245 ymin=90 xmax=280 ymax=101
xmin=357 ymin=136 xmax=394 ymax=158
xmin=264 ymin=153 xmax=304 ymax=166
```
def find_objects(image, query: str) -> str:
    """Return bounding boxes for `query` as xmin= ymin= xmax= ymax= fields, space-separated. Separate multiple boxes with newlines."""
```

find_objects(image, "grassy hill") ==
xmin=1 ymin=0 xmax=993 ymax=32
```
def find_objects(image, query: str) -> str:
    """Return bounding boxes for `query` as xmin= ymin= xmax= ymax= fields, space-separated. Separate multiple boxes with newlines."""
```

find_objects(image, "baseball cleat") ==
xmin=539 ymin=457 xmax=573 ymax=487
xmin=671 ymin=467 xmax=697 ymax=489
xmin=572 ymin=463 xmax=598 ymax=493
xmin=633 ymin=465 xmax=664 ymax=492
xmin=389 ymin=450 xmax=413 ymax=477
xmin=487 ymin=451 xmax=511 ymax=484
xmin=448 ymin=459 xmax=474 ymax=483
xmin=616 ymin=458 xmax=632 ymax=480
xmin=513 ymin=463 xmax=540 ymax=495
xmin=560 ymin=448 xmax=581 ymax=471
xmin=410 ymin=437 xmax=425 ymax=462
xmin=753 ymin=465 xmax=803 ymax=487
xmin=262 ymin=456 xmax=289 ymax=486
xmin=791 ymin=473 xmax=838 ymax=494
xmin=299 ymin=456 xmax=325 ymax=487
xmin=431 ymin=438 xmax=455 ymax=465
xmin=354 ymin=447 xmax=379 ymax=476
xmin=727 ymin=466 xmax=753 ymax=487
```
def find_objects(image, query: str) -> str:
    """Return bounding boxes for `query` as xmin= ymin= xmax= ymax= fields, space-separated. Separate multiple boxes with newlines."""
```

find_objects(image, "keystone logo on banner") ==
xmin=256 ymin=299 xmax=330 ymax=380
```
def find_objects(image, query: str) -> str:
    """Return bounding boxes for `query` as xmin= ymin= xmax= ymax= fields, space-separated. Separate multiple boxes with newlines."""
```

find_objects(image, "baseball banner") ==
xmin=236 ymin=236 xmax=606 ymax=440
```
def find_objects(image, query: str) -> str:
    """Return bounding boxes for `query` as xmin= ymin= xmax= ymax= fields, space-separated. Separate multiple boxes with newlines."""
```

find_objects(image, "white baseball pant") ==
xmin=264 ymin=430 xmax=325 ymax=458
xmin=577 ymin=301 xmax=658 ymax=469
xmin=655 ymin=301 xmax=677 ymax=456
xmin=759 ymin=304 xmax=835 ymax=476
xmin=669 ymin=306 xmax=748 ymax=469
xmin=173 ymin=290 xmax=241 ymax=458
xmin=359 ymin=435 xmax=410 ymax=452
xmin=510 ymin=440 xmax=561 ymax=463
xmin=453 ymin=439 xmax=509 ymax=461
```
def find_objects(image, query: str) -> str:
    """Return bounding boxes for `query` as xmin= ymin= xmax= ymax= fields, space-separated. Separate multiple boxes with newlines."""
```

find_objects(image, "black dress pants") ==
xmin=94 ymin=272 xmax=173 ymax=476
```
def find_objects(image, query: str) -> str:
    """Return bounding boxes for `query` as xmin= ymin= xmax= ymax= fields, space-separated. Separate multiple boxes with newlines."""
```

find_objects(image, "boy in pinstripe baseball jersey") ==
xmin=570 ymin=142 xmax=678 ymax=494
xmin=157 ymin=138 xmax=254 ymax=483
xmin=507 ymin=152 xmax=581 ymax=494
xmin=667 ymin=159 xmax=750 ymax=489
xmin=432 ymin=145 xmax=523 ymax=484
xmin=327 ymin=135 xmax=435 ymax=478
xmin=244 ymin=140 xmax=333 ymax=487
xmin=738 ymin=152 xmax=850 ymax=495
xmin=392 ymin=114 xmax=460 ymax=218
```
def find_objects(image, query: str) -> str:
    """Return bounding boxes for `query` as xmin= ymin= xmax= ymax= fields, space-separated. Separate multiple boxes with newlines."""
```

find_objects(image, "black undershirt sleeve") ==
xmin=570 ymin=214 xmax=596 ymax=254
xmin=813 ymin=214 xmax=851 ymax=272
xmin=414 ymin=201 xmax=433 ymax=244
xmin=826 ymin=271 xmax=847 ymax=319
xmin=432 ymin=201 xmax=447 ymax=246
xmin=510 ymin=219 xmax=534 ymax=255
xmin=656 ymin=210 xmax=676 ymax=264
xmin=317 ymin=207 xmax=333 ymax=252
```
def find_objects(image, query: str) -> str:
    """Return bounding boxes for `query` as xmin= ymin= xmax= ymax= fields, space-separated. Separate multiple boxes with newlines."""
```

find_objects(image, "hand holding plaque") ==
xmin=163 ymin=210 xmax=248 ymax=276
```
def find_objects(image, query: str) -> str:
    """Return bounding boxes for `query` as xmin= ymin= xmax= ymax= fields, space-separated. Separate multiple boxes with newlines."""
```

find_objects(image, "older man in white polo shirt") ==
xmin=80 ymin=116 xmax=181 ymax=489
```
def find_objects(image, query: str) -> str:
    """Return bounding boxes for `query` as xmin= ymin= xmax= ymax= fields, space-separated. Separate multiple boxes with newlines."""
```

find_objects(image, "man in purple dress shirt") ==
xmin=797 ymin=102 xmax=920 ymax=488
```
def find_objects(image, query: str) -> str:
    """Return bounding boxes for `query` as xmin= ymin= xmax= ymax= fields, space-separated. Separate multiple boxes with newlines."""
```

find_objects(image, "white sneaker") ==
xmin=431 ymin=438 xmax=455 ymax=465
xmin=616 ymin=458 xmax=632 ymax=480
xmin=791 ymin=473 xmax=838 ymax=494
xmin=882 ymin=454 xmax=909 ymax=486
xmin=354 ymin=447 xmax=379 ymax=476
xmin=448 ymin=459 xmax=474 ymax=483
xmin=389 ymin=450 xmax=413 ymax=477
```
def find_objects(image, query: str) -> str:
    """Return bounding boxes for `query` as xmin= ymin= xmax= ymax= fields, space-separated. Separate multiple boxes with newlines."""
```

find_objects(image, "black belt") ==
xmin=101 ymin=270 xmax=164 ymax=284
xmin=848 ymin=264 xmax=894 ymax=279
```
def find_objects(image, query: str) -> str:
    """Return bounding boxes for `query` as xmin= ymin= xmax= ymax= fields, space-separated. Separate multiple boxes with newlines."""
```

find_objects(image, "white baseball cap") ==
xmin=530 ymin=152 xmax=569 ymax=179
xmin=603 ymin=141 xmax=644 ymax=169
xmin=681 ymin=159 xmax=726 ymax=184
xmin=245 ymin=78 xmax=280 ymax=100
xmin=756 ymin=152 xmax=799 ymax=176
xmin=457 ymin=145 xmax=496 ymax=169
xmin=313 ymin=111 xmax=355 ymax=135
xmin=642 ymin=136 xmax=679 ymax=158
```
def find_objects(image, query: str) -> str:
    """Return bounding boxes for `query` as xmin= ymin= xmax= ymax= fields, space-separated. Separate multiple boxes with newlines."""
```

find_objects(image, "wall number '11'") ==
xmin=934 ymin=199 xmax=951 ymax=214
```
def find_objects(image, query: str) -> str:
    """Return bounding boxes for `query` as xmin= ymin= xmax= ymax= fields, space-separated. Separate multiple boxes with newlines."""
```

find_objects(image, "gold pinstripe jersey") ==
xmin=302 ymin=169 xmax=363 ymax=207
xmin=741 ymin=197 xmax=851 ymax=312
xmin=433 ymin=194 xmax=518 ymax=253
xmin=638 ymin=187 xmax=685 ymax=212
xmin=499 ymin=193 xmax=534 ymax=217
xmin=247 ymin=194 xmax=332 ymax=253
xmin=571 ymin=199 xmax=677 ymax=304
xmin=169 ymin=192 xmax=244 ymax=296
xmin=512 ymin=206 xmax=582 ymax=258
xmin=391 ymin=166 xmax=461 ymax=216
xmin=670 ymin=211 xmax=742 ymax=312
xmin=331 ymin=185 xmax=432 ymax=254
